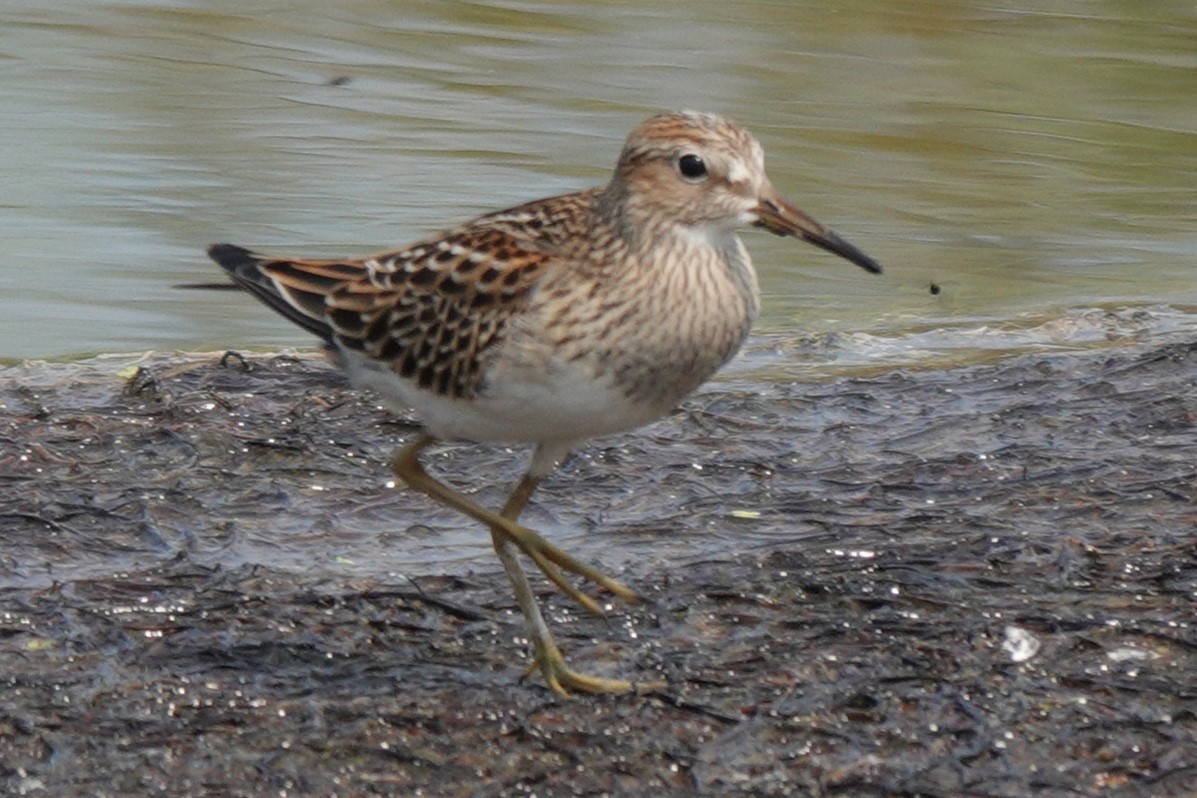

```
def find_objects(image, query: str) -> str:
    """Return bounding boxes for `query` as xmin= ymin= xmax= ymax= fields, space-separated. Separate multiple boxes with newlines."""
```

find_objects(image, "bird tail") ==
xmin=207 ymin=243 xmax=336 ymax=342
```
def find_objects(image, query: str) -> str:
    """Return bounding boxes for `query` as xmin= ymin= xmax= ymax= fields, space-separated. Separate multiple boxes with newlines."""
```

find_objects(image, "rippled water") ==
xmin=2 ymin=0 xmax=1196 ymax=372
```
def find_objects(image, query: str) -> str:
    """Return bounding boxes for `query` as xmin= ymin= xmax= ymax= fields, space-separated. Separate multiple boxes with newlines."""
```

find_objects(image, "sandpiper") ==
xmin=208 ymin=110 xmax=882 ymax=695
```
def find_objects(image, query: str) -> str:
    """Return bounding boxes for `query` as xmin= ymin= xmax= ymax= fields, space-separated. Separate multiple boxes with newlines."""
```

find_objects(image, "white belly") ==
xmin=338 ymin=347 xmax=665 ymax=446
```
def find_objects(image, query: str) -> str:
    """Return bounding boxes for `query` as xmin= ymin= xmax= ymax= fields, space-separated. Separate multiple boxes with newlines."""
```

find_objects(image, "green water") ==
xmin=2 ymin=0 xmax=1196 ymax=369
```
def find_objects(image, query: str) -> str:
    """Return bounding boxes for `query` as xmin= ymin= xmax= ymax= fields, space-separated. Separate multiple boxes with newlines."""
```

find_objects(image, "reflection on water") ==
xmin=1 ymin=0 xmax=1196 ymax=369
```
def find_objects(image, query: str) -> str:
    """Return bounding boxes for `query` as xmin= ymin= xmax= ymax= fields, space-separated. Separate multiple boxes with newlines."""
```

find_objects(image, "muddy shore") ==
xmin=1 ymin=335 xmax=1195 ymax=797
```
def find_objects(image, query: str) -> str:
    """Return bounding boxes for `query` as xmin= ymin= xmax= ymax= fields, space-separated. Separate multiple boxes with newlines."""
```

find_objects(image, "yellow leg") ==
xmin=393 ymin=434 xmax=664 ymax=695
xmin=393 ymin=434 xmax=638 ymax=610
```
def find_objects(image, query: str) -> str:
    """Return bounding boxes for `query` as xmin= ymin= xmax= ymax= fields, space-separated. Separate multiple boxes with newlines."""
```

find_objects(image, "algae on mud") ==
xmin=1 ymin=335 xmax=1195 ymax=797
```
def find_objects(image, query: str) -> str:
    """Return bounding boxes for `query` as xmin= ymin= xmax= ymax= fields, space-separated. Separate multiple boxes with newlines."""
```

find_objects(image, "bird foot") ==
xmin=524 ymin=641 xmax=666 ymax=696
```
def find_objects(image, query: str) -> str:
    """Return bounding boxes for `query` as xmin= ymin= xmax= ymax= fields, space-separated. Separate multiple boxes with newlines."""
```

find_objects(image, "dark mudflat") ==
xmin=1 ymin=337 xmax=1195 ymax=797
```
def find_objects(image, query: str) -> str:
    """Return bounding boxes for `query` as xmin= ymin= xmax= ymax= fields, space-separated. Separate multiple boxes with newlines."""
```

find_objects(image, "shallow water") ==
xmin=2 ymin=0 xmax=1196 ymax=368
xmin=3 ymin=333 xmax=1195 ymax=586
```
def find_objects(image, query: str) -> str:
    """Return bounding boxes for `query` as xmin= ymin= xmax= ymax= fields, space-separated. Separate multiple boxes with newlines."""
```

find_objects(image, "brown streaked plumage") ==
xmin=208 ymin=110 xmax=882 ymax=695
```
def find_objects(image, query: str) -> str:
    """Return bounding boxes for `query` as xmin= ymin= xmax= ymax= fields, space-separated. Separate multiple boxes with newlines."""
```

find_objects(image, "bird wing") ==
xmin=208 ymin=222 xmax=556 ymax=399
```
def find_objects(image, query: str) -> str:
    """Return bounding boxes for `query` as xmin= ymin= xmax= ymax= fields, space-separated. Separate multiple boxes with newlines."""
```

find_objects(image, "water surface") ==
xmin=2 ymin=0 xmax=1195 ymax=369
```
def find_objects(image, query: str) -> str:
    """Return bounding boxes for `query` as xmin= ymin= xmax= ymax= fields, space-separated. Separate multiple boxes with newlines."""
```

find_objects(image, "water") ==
xmin=2 ymin=0 xmax=1195 ymax=368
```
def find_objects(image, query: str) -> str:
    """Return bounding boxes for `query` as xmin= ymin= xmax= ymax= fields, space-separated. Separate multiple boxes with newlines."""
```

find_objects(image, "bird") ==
xmin=207 ymin=110 xmax=882 ymax=695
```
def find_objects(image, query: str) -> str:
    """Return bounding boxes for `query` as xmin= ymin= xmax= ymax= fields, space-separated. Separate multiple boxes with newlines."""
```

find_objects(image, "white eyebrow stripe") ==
xmin=726 ymin=160 xmax=750 ymax=184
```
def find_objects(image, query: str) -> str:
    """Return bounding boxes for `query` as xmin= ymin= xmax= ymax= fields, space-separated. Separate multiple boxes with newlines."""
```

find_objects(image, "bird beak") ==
xmin=754 ymin=186 xmax=883 ymax=274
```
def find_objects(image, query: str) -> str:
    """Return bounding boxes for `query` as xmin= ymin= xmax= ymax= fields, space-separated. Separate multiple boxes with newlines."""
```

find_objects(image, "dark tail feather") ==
xmin=174 ymin=282 xmax=243 ymax=290
xmin=206 ymin=243 xmax=334 ymax=342
xmin=207 ymin=243 xmax=260 ymax=274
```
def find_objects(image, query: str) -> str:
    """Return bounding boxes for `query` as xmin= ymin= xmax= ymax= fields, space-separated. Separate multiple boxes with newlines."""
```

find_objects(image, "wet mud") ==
xmin=1 ymin=336 xmax=1195 ymax=797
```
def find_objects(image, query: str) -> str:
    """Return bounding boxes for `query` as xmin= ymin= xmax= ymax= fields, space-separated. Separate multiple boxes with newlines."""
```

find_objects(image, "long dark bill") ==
xmin=754 ymin=189 xmax=883 ymax=275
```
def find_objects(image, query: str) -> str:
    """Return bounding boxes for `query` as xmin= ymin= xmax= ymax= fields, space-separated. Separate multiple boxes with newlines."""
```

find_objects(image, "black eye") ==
xmin=677 ymin=153 xmax=708 ymax=181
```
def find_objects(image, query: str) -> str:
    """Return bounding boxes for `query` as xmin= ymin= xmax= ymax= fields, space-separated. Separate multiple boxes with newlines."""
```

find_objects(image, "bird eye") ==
xmin=676 ymin=153 xmax=708 ymax=181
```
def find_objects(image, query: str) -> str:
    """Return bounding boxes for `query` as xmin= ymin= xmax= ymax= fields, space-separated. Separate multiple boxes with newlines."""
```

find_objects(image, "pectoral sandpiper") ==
xmin=208 ymin=110 xmax=882 ymax=695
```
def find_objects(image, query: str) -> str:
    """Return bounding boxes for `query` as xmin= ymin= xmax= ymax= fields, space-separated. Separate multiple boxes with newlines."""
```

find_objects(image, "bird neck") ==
xmin=593 ymin=179 xmax=641 ymax=247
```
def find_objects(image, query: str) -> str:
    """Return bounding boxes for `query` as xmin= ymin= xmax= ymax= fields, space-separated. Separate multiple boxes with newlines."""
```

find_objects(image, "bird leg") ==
xmin=392 ymin=434 xmax=663 ymax=694
xmin=392 ymin=434 xmax=638 ymax=610
xmin=492 ymin=474 xmax=657 ymax=695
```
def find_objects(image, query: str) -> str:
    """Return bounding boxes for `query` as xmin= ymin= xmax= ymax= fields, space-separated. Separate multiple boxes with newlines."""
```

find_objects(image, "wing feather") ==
xmin=208 ymin=216 xmax=562 ymax=399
